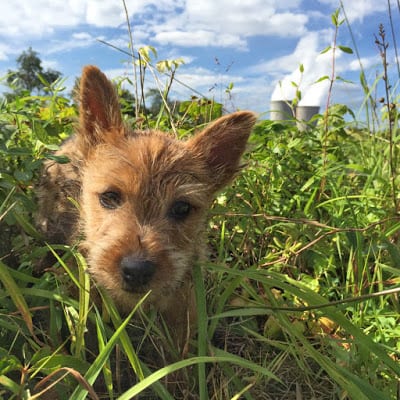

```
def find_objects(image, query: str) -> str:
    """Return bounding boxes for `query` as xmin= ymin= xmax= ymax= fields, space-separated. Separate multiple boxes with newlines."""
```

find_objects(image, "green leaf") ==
xmin=331 ymin=9 xmax=339 ymax=26
xmin=32 ymin=120 xmax=48 ymax=142
xmin=13 ymin=211 xmax=41 ymax=239
xmin=320 ymin=46 xmax=332 ymax=54
xmin=336 ymin=75 xmax=354 ymax=84
xmin=338 ymin=45 xmax=354 ymax=54
xmin=13 ymin=170 xmax=33 ymax=182
xmin=0 ymin=261 xmax=33 ymax=339
xmin=314 ymin=75 xmax=330 ymax=83
xmin=117 ymin=354 xmax=280 ymax=400
xmin=44 ymin=154 xmax=70 ymax=163
xmin=138 ymin=45 xmax=157 ymax=64
xmin=0 ymin=348 xmax=22 ymax=375
xmin=71 ymin=294 xmax=149 ymax=400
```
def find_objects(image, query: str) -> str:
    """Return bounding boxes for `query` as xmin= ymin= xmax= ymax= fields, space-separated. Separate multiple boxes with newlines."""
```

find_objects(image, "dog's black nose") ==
xmin=120 ymin=256 xmax=156 ymax=287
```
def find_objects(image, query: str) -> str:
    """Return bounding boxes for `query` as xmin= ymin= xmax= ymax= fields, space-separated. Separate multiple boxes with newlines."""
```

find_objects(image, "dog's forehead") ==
xmin=119 ymin=132 xmax=193 ymax=172
xmin=84 ymin=131 xmax=206 ymax=192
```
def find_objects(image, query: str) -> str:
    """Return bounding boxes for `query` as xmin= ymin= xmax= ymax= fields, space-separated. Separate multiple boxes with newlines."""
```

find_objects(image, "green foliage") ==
xmin=205 ymin=108 xmax=400 ymax=398
xmin=6 ymin=47 xmax=62 ymax=98
xmin=1 ymin=76 xmax=399 ymax=398
xmin=0 ymin=78 xmax=75 ymax=270
xmin=178 ymin=97 xmax=223 ymax=128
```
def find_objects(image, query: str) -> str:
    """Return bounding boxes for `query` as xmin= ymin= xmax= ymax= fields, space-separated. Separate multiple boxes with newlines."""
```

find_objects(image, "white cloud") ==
xmin=0 ymin=0 xmax=173 ymax=37
xmin=86 ymin=0 xmax=125 ymax=26
xmin=250 ymin=29 xmax=333 ymax=76
xmin=102 ymin=67 xmax=134 ymax=81
xmin=41 ymin=59 xmax=62 ymax=71
xmin=0 ymin=0 xmax=309 ymax=60
xmin=248 ymin=30 xmax=347 ymax=105
xmin=348 ymin=56 xmax=377 ymax=71
xmin=150 ymin=0 xmax=309 ymax=49
xmin=226 ymin=76 xmax=271 ymax=112
xmin=85 ymin=0 xmax=186 ymax=28
xmin=72 ymin=32 xmax=93 ymax=40
xmin=182 ymin=0 xmax=308 ymax=37
xmin=318 ymin=0 xmax=391 ymax=23
xmin=44 ymin=32 xmax=97 ymax=55
xmin=154 ymin=30 xmax=247 ymax=49
xmin=0 ymin=44 xmax=12 ymax=61
xmin=175 ymin=67 xmax=237 ymax=94
xmin=0 ymin=0 xmax=84 ymax=37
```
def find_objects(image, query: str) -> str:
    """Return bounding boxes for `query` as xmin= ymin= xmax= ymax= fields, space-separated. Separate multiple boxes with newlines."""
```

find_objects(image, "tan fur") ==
xmin=36 ymin=65 xmax=257 ymax=347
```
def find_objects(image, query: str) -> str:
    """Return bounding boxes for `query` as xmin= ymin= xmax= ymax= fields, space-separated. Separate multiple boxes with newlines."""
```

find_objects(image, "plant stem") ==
xmin=320 ymin=13 xmax=339 ymax=198
xmin=387 ymin=0 xmax=400 ymax=80
xmin=375 ymin=24 xmax=397 ymax=211
xmin=122 ymin=0 xmax=140 ymax=119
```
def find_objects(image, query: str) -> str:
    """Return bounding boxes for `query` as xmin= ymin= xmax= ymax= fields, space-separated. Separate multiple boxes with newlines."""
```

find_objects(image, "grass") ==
xmin=0 ymin=5 xmax=400 ymax=400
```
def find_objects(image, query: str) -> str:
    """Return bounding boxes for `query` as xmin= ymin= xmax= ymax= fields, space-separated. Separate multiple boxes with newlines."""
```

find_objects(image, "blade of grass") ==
xmin=74 ymin=252 xmax=91 ymax=358
xmin=208 ymin=266 xmax=400 ymax=376
xmin=117 ymin=354 xmax=280 ymax=400
xmin=70 ymin=293 xmax=149 ymax=400
xmin=98 ymin=289 xmax=144 ymax=380
xmin=193 ymin=262 xmax=208 ymax=400
xmin=0 ymin=261 xmax=34 ymax=341
xmin=98 ymin=290 xmax=174 ymax=399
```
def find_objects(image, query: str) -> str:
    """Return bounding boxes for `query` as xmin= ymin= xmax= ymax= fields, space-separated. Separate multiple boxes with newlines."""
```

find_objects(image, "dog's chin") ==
xmin=104 ymin=285 xmax=151 ymax=314
xmin=120 ymin=280 xmax=151 ymax=294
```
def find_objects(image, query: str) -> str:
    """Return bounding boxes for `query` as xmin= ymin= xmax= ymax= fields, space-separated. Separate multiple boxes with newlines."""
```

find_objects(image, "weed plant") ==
xmin=0 ymin=5 xmax=399 ymax=400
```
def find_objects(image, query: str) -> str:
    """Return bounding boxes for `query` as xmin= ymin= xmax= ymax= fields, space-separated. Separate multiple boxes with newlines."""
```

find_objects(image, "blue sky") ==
xmin=0 ymin=0 xmax=399 ymax=119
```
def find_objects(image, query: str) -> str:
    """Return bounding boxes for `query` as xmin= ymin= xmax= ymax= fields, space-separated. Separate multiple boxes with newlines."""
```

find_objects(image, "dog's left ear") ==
xmin=187 ymin=111 xmax=257 ymax=189
xmin=78 ymin=65 xmax=124 ymax=152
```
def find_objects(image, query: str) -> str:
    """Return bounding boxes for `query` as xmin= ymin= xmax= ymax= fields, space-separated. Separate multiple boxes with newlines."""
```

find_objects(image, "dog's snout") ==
xmin=121 ymin=256 xmax=156 ymax=288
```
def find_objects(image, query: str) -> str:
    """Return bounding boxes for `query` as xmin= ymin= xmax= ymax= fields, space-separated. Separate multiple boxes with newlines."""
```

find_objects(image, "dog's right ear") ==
xmin=78 ymin=65 xmax=124 ymax=152
xmin=187 ymin=111 xmax=257 ymax=190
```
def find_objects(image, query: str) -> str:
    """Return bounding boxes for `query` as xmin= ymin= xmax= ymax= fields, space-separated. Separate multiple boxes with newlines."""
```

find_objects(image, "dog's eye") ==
xmin=168 ymin=200 xmax=192 ymax=221
xmin=99 ymin=191 xmax=122 ymax=209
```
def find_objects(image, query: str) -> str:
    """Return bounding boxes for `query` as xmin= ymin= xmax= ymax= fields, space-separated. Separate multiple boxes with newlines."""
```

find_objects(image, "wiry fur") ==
xmin=36 ymin=65 xmax=257 ymax=346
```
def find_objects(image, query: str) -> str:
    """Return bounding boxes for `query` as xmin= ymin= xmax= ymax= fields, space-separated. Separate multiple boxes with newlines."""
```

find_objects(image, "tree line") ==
xmin=3 ymin=47 xmax=169 ymax=117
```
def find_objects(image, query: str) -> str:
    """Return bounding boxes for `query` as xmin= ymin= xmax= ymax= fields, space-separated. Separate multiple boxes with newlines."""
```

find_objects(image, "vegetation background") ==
xmin=0 ymin=5 xmax=399 ymax=400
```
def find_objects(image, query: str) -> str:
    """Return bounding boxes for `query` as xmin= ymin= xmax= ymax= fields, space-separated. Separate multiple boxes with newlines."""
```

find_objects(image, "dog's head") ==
xmin=76 ymin=65 xmax=257 ymax=311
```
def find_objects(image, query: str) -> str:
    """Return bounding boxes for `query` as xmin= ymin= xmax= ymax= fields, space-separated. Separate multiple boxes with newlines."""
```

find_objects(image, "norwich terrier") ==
xmin=36 ymin=65 xmax=256 ymax=345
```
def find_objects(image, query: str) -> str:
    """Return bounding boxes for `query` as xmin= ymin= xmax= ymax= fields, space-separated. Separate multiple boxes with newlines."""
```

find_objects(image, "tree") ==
xmin=6 ymin=47 xmax=62 ymax=95
xmin=145 ymin=88 xmax=181 ymax=117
